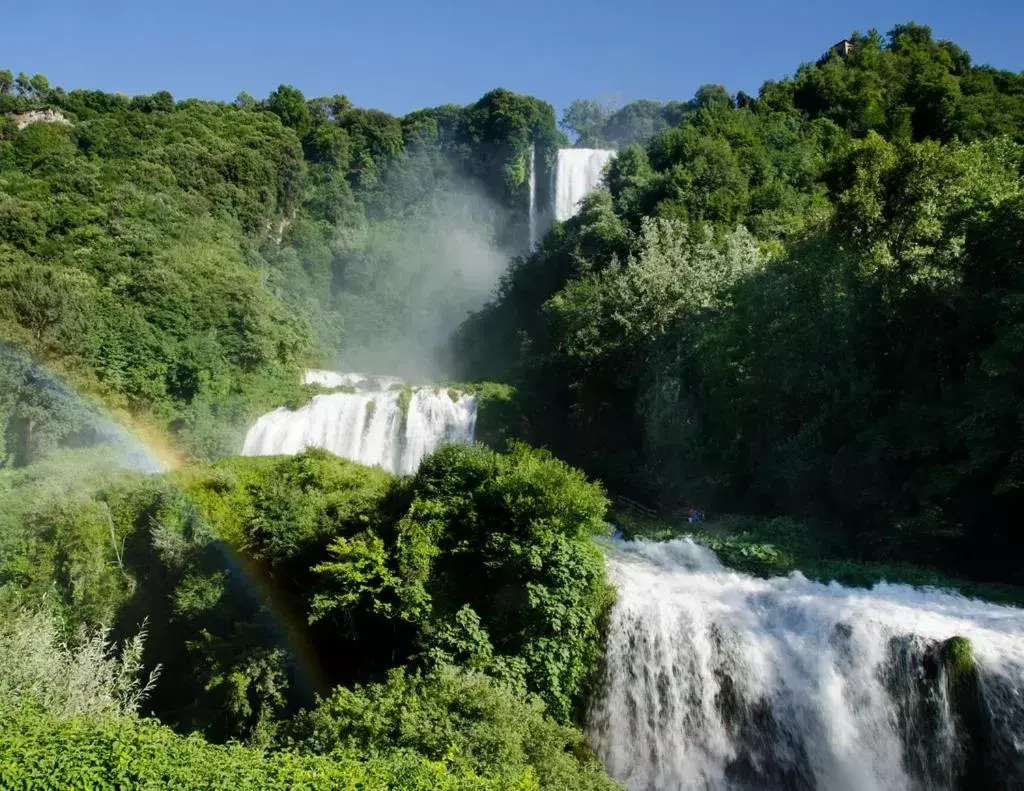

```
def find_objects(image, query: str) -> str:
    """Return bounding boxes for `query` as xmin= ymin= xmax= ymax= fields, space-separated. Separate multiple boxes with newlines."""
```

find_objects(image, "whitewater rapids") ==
xmin=588 ymin=537 xmax=1024 ymax=791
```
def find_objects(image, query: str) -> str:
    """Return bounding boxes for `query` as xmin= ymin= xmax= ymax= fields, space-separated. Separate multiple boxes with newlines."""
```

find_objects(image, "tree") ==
xmin=602 ymin=100 xmax=676 ymax=148
xmin=28 ymin=73 xmax=49 ymax=98
xmin=150 ymin=89 xmax=173 ymax=112
xmin=560 ymin=99 xmax=610 ymax=145
xmin=14 ymin=72 xmax=30 ymax=96
xmin=267 ymin=83 xmax=310 ymax=133
xmin=693 ymin=84 xmax=733 ymax=110
xmin=330 ymin=93 xmax=352 ymax=118
xmin=0 ymin=70 xmax=12 ymax=95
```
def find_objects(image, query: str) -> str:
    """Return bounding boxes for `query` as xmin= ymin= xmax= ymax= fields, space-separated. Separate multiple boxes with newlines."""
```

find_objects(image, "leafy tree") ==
xmin=233 ymin=91 xmax=257 ymax=109
xmin=28 ymin=73 xmax=49 ymax=98
xmin=560 ymin=99 xmax=611 ymax=145
xmin=692 ymin=84 xmax=732 ymax=109
xmin=266 ymin=83 xmax=310 ymax=133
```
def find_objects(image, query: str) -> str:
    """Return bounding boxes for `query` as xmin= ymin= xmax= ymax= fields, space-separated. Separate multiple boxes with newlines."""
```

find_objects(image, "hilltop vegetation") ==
xmin=0 ymin=73 xmax=559 ymax=460
xmin=455 ymin=23 xmax=1024 ymax=587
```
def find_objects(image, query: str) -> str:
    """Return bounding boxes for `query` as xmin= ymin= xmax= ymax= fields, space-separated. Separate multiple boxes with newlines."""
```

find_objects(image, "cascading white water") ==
xmin=554 ymin=148 xmax=615 ymax=222
xmin=528 ymin=144 xmax=537 ymax=250
xmin=302 ymin=370 xmax=366 ymax=388
xmin=589 ymin=538 xmax=1024 ymax=791
xmin=241 ymin=373 xmax=477 ymax=475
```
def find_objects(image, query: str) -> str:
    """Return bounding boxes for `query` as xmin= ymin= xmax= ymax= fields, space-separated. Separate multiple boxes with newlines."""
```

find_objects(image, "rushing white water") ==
xmin=528 ymin=144 xmax=537 ymax=250
xmin=589 ymin=538 xmax=1024 ymax=791
xmin=242 ymin=375 xmax=477 ymax=475
xmin=302 ymin=370 xmax=365 ymax=388
xmin=554 ymin=148 xmax=615 ymax=222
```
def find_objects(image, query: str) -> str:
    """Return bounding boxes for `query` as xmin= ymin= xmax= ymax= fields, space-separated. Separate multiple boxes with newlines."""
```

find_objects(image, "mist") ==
xmin=325 ymin=147 xmax=523 ymax=381
xmin=0 ymin=344 xmax=164 ymax=473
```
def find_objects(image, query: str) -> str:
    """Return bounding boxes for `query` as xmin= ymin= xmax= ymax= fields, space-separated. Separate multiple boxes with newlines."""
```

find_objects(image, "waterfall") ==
xmin=528 ymin=144 xmax=537 ymax=250
xmin=554 ymin=148 xmax=615 ymax=222
xmin=589 ymin=538 xmax=1024 ymax=791
xmin=241 ymin=372 xmax=477 ymax=475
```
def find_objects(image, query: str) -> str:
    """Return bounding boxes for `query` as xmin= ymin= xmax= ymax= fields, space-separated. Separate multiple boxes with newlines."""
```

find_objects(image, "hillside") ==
xmin=453 ymin=23 xmax=1024 ymax=586
xmin=0 ymin=76 xmax=558 ymax=460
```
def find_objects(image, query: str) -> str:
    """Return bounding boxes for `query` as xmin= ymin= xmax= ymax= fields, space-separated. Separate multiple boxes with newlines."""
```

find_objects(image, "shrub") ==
xmin=0 ymin=606 xmax=158 ymax=718
xmin=285 ymin=666 xmax=620 ymax=791
xmin=0 ymin=706 xmax=527 ymax=790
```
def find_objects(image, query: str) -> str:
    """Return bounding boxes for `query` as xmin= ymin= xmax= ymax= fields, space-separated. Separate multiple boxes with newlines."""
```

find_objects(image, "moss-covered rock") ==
xmin=938 ymin=636 xmax=999 ymax=791
xmin=281 ymin=383 xmax=356 ymax=410
xmin=940 ymin=636 xmax=975 ymax=685
xmin=396 ymin=386 xmax=413 ymax=417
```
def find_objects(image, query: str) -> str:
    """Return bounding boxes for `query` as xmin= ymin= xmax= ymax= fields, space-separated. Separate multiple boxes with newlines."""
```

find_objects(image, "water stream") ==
xmin=589 ymin=538 xmax=1024 ymax=791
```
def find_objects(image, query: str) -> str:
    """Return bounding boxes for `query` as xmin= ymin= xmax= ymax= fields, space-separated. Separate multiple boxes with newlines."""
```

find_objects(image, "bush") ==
xmin=0 ymin=706 xmax=527 ymax=790
xmin=286 ymin=666 xmax=620 ymax=791
xmin=0 ymin=605 xmax=158 ymax=718
xmin=395 ymin=443 xmax=614 ymax=720
xmin=0 ymin=442 xmax=616 ymax=745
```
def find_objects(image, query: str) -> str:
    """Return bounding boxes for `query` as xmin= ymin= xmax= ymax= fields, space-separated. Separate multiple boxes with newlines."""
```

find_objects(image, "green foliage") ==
xmin=281 ymin=383 xmax=356 ymax=410
xmin=0 ymin=441 xmax=613 ymax=747
xmin=0 ymin=447 xmax=155 ymax=629
xmin=285 ymin=666 xmax=620 ymax=791
xmin=0 ymin=91 xmax=312 ymax=459
xmin=789 ymin=25 xmax=1024 ymax=143
xmin=396 ymin=385 xmax=413 ymax=416
xmin=267 ymin=84 xmax=311 ymax=134
xmin=393 ymin=443 xmax=614 ymax=720
xmin=454 ymin=25 xmax=1024 ymax=586
xmin=561 ymin=97 xmax=692 ymax=149
xmin=693 ymin=537 xmax=795 ymax=578
xmin=431 ymin=381 xmax=524 ymax=450
xmin=0 ymin=705 xmax=529 ymax=790
xmin=0 ymin=66 xmax=562 ymax=456
xmin=0 ymin=605 xmax=158 ymax=718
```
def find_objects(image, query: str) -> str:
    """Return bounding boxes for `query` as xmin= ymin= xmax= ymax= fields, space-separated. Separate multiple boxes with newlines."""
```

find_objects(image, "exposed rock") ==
xmin=13 ymin=108 xmax=71 ymax=131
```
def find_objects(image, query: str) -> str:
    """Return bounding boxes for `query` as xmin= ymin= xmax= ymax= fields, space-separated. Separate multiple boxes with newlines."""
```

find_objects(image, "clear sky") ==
xmin=3 ymin=0 xmax=1023 ymax=119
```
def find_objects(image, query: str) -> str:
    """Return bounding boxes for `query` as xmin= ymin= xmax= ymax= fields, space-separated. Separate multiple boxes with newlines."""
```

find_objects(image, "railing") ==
xmin=612 ymin=494 xmax=658 ymax=520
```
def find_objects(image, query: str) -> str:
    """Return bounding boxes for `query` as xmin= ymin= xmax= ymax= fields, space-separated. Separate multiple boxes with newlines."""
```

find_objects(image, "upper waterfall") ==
xmin=528 ymin=144 xmax=538 ymax=250
xmin=588 ymin=537 xmax=1024 ymax=791
xmin=554 ymin=148 xmax=615 ymax=222
xmin=242 ymin=371 xmax=477 ymax=475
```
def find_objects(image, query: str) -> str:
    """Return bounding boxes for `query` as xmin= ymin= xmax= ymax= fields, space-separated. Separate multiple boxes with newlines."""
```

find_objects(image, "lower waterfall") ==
xmin=241 ymin=373 xmax=477 ymax=475
xmin=589 ymin=538 xmax=1024 ymax=791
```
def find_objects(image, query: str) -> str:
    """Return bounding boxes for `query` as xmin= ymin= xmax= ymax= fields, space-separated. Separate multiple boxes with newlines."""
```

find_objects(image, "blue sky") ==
xmin=3 ymin=0 xmax=1023 ymax=120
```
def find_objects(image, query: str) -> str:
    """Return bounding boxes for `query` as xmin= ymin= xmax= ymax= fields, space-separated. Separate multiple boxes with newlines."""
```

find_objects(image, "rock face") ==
xmin=13 ymin=109 xmax=71 ymax=130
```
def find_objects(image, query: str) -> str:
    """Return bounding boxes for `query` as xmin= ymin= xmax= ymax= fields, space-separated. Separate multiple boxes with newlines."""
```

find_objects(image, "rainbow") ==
xmin=0 ymin=345 xmax=331 ymax=698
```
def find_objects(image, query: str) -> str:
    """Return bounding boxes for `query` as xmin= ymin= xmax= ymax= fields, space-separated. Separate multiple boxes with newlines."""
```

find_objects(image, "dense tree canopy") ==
xmin=455 ymin=23 xmax=1024 ymax=585
xmin=0 ymin=443 xmax=614 ymax=787
xmin=0 ymin=75 xmax=558 ymax=460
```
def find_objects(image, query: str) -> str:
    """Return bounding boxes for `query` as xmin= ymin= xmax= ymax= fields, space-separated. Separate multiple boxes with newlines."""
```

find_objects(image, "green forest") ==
xmin=455 ymin=24 xmax=1024 ymax=586
xmin=1 ymin=20 xmax=1024 ymax=789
